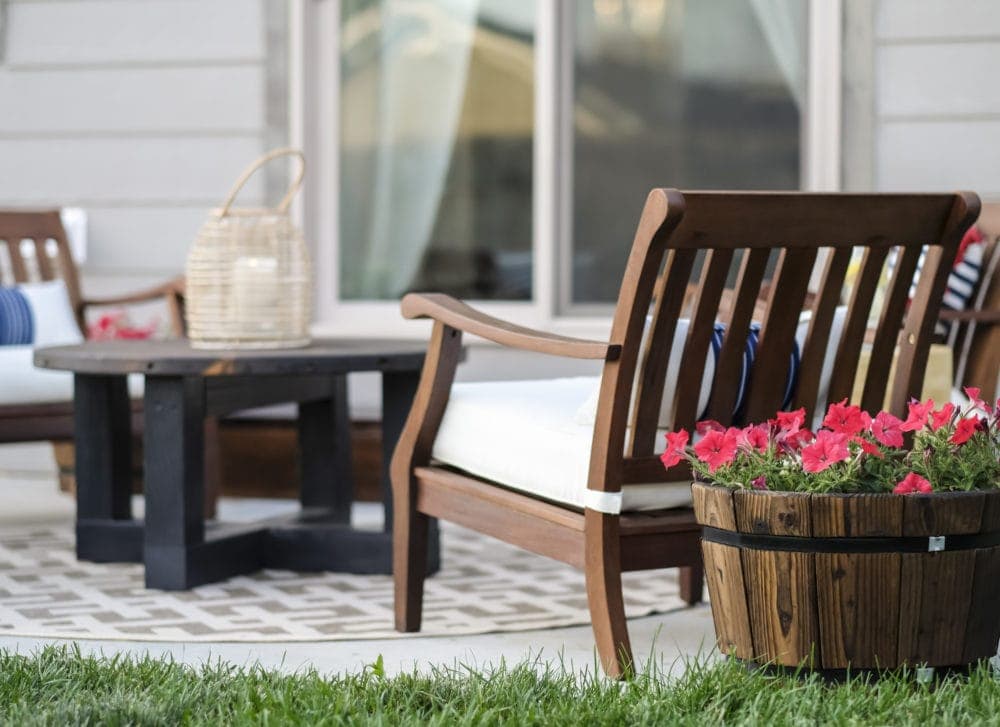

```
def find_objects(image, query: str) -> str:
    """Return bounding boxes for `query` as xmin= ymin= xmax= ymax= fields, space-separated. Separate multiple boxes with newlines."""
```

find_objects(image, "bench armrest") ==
xmin=80 ymin=276 xmax=186 ymax=336
xmin=402 ymin=293 xmax=619 ymax=361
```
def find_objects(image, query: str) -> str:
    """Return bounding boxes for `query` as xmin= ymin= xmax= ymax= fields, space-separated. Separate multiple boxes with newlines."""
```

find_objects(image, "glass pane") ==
xmin=572 ymin=0 xmax=804 ymax=303
xmin=340 ymin=0 xmax=534 ymax=301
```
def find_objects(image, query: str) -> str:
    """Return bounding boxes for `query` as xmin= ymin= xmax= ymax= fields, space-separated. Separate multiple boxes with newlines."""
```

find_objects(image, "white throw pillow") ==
xmin=15 ymin=280 xmax=84 ymax=346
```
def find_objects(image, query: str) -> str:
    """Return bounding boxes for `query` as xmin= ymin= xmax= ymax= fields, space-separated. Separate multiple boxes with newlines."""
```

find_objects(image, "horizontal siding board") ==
xmin=0 ymin=138 xmax=266 ymax=204
xmin=7 ymin=0 xmax=263 ymax=66
xmin=83 ymin=207 xmax=208 ymax=273
xmin=877 ymin=43 xmax=1000 ymax=117
xmin=0 ymin=67 xmax=264 ymax=134
xmin=877 ymin=0 xmax=1000 ymax=40
xmin=876 ymin=120 xmax=1000 ymax=198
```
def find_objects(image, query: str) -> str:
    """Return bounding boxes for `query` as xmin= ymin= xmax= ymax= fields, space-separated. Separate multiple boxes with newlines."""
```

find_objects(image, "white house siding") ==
xmin=0 ymin=0 xmax=286 ymax=303
xmin=872 ymin=0 xmax=1000 ymax=200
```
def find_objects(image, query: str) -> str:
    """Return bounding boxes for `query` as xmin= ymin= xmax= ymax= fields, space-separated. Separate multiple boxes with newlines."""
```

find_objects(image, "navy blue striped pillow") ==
xmin=708 ymin=323 xmax=800 ymax=421
xmin=0 ymin=287 xmax=35 ymax=345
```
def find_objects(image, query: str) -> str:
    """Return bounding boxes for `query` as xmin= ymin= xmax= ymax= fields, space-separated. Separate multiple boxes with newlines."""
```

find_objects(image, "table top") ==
xmin=34 ymin=338 xmax=428 ymax=377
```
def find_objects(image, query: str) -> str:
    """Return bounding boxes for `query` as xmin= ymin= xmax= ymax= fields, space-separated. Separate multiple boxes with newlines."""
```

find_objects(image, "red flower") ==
xmin=693 ymin=428 xmax=739 ymax=473
xmin=772 ymin=408 xmax=806 ymax=433
xmin=929 ymin=403 xmax=955 ymax=431
xmin=739 ymin=424 xmax=770 ymax=453
xmin=901 ymin=399 xmax=935 ymax=432
xmin=659 ymin=430 xmax=689 ymax=469
xmin=779 ymin=427 xmax=814 ymax=453
xmin=893 ymin=472 xmax=933 ymax=494
xmin=822 ymin=399 xmax=871 ymax=435
xmin=852 ymin=436 xmax=883 ymax=458
xmin=964 ymin=386 xmax=993 ymax=413
xmin=751 ymin=475 xmax=768 ymax=490
xmin=871 ymin=411 xmax=904 ymax=448
xmin=800 ymin=430 xmax=850 ymax=473
xmin=950 ymin=418 xmax=979 ymax=446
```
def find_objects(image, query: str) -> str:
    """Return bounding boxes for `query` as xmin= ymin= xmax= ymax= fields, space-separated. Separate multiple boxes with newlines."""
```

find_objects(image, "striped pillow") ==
xmin=709 ymin=323 xmax=800 ymax=421
xmin=0 ymin=287 xmax=35 ymax=345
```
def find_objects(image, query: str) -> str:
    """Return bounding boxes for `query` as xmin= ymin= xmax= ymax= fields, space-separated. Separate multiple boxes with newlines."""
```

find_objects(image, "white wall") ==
xmin=872 ymin=0 xmax=1000 ymax=200
xmin=0 ymin=0 xmax=284 ymax=301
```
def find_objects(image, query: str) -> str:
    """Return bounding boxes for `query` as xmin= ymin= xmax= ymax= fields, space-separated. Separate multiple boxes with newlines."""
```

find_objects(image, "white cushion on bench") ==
xmin=431 ymin=377 xmax=692 ymax=512
xmin=0 ymin=346 xmax=143 ymax=405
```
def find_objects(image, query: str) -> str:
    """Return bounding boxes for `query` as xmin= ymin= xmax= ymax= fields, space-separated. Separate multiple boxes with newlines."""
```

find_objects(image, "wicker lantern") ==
xmin=185 ymin=148 xmax=312 ymax=349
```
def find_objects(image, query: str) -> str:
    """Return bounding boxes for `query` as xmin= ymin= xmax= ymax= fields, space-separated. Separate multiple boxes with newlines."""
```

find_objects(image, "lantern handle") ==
xmin=218 ymin=147 xmax=306 ymax=217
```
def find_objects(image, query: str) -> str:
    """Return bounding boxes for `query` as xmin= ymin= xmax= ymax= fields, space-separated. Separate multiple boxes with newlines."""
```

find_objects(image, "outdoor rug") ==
xmin=0 ymin=523 xmax=685 ymax=642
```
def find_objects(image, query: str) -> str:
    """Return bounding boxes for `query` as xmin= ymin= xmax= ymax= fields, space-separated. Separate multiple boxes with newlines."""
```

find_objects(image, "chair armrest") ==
xmin=80 ymin=275 xmax=186 ymax=337
xmin=937 ymin=308 xmax=1000 ymax=325
xmin=402 ymin=293 xmax=619 ymax=360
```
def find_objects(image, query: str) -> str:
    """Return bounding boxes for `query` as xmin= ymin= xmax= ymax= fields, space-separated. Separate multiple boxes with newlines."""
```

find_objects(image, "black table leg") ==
xmin=298 ymin=375 xmax=353 ymax=521
xmin=143 ymin=376 xmax=262 ymax=589
xmin=74 ymin=374 xmax=141 ymax=562
xmin=382 ymin=369 xmax=440 ymax=572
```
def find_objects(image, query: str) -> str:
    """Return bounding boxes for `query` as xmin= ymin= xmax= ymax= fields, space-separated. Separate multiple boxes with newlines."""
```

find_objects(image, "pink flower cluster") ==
xmin=660 ymin=387 xmax=999 ymax=495
xmin=88 ymin=312 xmax=158 ymax=341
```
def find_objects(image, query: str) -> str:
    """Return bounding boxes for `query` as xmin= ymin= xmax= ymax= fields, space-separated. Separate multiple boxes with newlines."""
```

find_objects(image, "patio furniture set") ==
xmin=1 ymin=190 xmax=998 ymax=678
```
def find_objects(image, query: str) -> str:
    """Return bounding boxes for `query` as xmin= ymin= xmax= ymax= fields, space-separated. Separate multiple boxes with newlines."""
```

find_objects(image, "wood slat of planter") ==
xmin=962 ymin=546 xmax=1000 ymax=663
xmin=734 ymin=490 xmax=812 ymax=536
xmin=742 ymin=548 xmax=818 ymax=666
xmin=691 ymin=483 xmax=736 ymax=531
xmin=701 ymin=540 xmax=753 ymax=659
xmin=897 ymin=551 xmax=977 ymax=666
xmin=978 ymin=492 xmax=1000 ymax=533
xmin=902 ymin=493 xmax=985 ymax=536
xmin=810 ymin=494 xmax=903 ymax=537
xmin=815 ymin=553 xmax=901 ymax=669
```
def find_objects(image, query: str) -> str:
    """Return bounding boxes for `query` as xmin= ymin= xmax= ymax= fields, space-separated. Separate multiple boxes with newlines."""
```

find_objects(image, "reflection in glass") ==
xmin=340 ymin=0 xmax=534 ymax=301
xmin=573 ymin=0 xmax=804 ymax=303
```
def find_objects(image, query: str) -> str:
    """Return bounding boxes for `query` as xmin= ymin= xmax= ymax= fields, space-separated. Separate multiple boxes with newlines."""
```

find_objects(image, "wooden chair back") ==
xmin=0 ymin=210 xmax=85 ymax=333
xmin=590 ymin=190 xmax=980 ymax=490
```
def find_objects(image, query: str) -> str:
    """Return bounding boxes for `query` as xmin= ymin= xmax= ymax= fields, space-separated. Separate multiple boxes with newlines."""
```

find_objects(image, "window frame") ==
xmin=292 ymin=0 xmax=842 ymax=341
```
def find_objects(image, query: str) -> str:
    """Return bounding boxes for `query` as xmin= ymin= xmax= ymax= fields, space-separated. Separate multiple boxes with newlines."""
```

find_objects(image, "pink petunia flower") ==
xmin=779 ymin=427 xmax=814 ymax=453
xmin=852 ymin=436 xmax=883 ymax=458
xmin=900 ymin=399 xmax=935 ymax=432
xmin=964 ymin=386 xmax=993 ymax=414
xmin=695 ymin=419 xmax=726 ymax=436
xmin=950 ymin=418 xmax=979 ymax=446
xmin=801 ymin=430 xmax=850 ymax=473
xmin=871 ymin=411 xmax=904 ymax=448
xmin=751 ymin=475 xmax=768 ymax=490
xmin=659 ymin=430 xmax=689 ymax=469
xmin=823 ymin=399 xmax=872 ymax=436
xmin=929 ymin=403 xmax=955 ymax=432
xmin=893 ymin=472 xmax=933 ymax=494
xmin=693 ymin=428 xmax=739 ymax=473
xmin=739 ymin=424 xmax=770 ymax=453
xmin=772 ymin=408 xmax=806 ymax=433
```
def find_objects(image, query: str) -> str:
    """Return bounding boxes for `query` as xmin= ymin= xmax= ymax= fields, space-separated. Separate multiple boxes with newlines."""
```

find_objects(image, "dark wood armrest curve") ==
xmin=401 ymin=293 xmax=619 ymax=360
xmin=81 ymin=275 xmax=185 ymax=309
xmin=937 ymin=308 xmax=1000 ymax=324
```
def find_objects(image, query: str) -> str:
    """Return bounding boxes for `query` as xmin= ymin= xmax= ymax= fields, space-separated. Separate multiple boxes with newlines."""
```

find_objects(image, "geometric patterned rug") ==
xmin=0 ymin=523 xmax=685 ymax=642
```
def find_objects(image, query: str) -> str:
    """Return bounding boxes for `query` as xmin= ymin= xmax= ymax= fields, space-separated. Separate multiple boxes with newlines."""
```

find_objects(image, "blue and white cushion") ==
xmin=0 ymin=287 xmax=34 ymax=345
xmin=709 ymin=322 xmax=800 ymax=421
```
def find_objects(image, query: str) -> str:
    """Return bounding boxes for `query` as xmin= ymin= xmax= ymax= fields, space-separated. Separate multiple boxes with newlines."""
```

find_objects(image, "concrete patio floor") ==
xmin=0 ymin=443 xmax=716 ymax=678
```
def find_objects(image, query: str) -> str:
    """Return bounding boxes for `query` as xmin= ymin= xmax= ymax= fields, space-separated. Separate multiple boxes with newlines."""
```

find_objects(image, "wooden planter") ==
xmin=692 ymin=482 xmax=1000 ymax=670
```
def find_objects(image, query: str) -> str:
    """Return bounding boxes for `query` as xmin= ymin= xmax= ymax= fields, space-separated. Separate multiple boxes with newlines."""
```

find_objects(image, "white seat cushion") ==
xmin=0 ymin=346 xmax=144 ymax=405
xmin=431 ymin=377 xmax=692 ymax=512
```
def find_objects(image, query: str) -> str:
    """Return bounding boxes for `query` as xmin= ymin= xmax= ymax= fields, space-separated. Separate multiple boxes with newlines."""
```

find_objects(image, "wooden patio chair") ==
xmin=391 ymin=189 xmax=979 ymax=678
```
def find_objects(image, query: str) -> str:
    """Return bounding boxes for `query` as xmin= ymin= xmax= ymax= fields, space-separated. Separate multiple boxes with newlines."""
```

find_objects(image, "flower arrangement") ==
xmin=661 ymin=388 xmax=999 ymax=494
xmin=87 ymin=311 xmax=159 ymax=341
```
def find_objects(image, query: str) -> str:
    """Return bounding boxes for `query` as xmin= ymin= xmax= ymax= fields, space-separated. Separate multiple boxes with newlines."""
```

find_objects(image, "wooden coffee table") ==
xmin=34 ymin=338 xmax=439 ymax=590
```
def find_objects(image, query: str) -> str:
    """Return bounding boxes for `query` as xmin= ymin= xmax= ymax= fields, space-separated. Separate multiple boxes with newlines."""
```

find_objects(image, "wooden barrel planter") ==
xmin=692 ymin=482 xmax=1000 ymax=671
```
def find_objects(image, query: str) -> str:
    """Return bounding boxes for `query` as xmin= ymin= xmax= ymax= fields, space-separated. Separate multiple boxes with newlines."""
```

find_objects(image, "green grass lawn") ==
xmin=2 ymin=646 xmax=1000 ymax=725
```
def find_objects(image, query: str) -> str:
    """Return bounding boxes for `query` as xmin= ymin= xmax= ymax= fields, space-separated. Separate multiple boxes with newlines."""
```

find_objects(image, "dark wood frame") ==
xmin=392 ymin=190 xmax=979 ymax=678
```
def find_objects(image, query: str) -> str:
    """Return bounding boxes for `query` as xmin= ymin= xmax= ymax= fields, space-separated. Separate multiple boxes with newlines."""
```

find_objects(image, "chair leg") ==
xmin=393 ymin=479 xmax=429 ymax=632
xmin=584 ymin=510 xmax=633 ymax=679
xmin=679 ymin=563 xmax=704 ymax=605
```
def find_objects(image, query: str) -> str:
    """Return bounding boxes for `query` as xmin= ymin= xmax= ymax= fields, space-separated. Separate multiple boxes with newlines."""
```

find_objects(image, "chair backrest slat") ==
xmin=589 ymin=190 xmax=980 ymax=493
xmin=705 ymin=249 xmax=771 ymax=422
xmin=5 ymin=239 xmax=29 ymax=282
xmin=793 ymin=246 xmax=852 ymax=412
xmin=629 ymin=248 xmax=695 ymax=456
xmin=826 ymin=245 xmax=890 ymax=406
xmin=861 ymin=244 xmax=923 ymax=411
xmin=743 ymin=246 xmax=818 ymax=423
xmin=33 ymin=238 xmax=55 ymax=280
